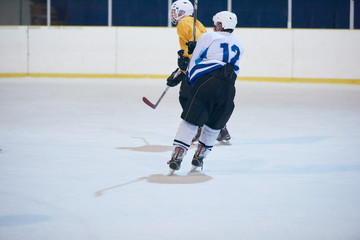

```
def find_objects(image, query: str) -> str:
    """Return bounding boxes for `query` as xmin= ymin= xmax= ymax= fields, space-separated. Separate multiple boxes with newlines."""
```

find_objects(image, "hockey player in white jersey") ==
xmin=167 ymin=11 xmax=244 ymax=174
xmin=167 ymin=0 xmax=232 ymax=143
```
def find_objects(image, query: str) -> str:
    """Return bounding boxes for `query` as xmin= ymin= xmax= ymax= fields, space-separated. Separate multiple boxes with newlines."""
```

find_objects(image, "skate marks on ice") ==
xmin=147 ymin=172 xmax=212 ymax=184
xmin=94 ymin=172 xmax=212 ymax=197
xmin=116 ymin=137 xmax=234 ymax=153
xmin=237 ymin=136 xmax=331 ymax=145
xmin=117 ymin=144 xmax=172 ymax=153
xmin=94 ymin=177 xmax=147 ymax=197
xmin=116 ymin=136 xmax=330 ymax=153
xmin=116 ymin=137 xmax=197 ymax=153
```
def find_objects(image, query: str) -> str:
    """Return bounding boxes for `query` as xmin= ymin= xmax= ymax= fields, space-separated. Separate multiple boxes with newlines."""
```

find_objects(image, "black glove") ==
xmin=167 ymin=68 xmax=185 ymax=87
xmin=177 ymin=50 xmax=190 ymax=71
xmin=186 ymin=41 xmax=197 ymax=54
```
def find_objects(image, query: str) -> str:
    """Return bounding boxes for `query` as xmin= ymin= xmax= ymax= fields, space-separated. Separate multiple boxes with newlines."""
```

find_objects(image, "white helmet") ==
xmin=171 ymin=0 xmax=194 ymax=24
xmin=213 ymin=11 xmax=238 ymax=30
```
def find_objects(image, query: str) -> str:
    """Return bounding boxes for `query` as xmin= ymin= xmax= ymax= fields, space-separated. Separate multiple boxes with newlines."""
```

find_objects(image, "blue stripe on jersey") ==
xmin=187 ymin=62 xmax=224 ymax=86
xmin=194 ymin=48 xmax=209 ymax=65
xmin=200 ymin=47 xmax=208 ymax=59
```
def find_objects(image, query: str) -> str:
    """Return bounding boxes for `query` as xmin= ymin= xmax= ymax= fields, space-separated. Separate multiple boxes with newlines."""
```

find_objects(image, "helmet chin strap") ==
xmin=176 ymin=15 xmax=186 ymax=24
xmin=171 ymin=10 xmax=186 ymax=25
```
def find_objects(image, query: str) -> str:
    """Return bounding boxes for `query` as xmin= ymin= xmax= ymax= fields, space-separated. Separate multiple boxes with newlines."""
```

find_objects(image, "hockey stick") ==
xmin=142 ymin=86 xmax=170 ymax=109
xmin=193 ymin=0 xmax=198 ymax=41
xmin=142 ymin=69 xmax=182 ymax=109
xmin=143 ymin=1 xmax=197 ymax=110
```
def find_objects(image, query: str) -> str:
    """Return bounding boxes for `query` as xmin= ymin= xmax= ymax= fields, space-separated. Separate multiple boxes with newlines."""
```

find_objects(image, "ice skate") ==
xmin=190 ymin=144 xmax=206 ymax=172
xmin=217 ymin=126 xmax=231 ymax=145
xmin=167 ymin=146 xmax=186 ymax=175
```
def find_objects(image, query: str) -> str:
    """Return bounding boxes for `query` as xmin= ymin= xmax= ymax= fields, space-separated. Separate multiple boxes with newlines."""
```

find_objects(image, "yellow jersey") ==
xmin=176 ymin=16 xmax=207 ymax=59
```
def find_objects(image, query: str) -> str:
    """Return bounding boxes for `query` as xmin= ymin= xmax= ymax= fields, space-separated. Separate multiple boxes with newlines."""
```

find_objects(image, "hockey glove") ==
xmin=167 ymin=68 xmax=185 ymax=87
xmin=186 ymin=41 xmax=197 ymax=54
xmin=177 ymin=50 xmax=190 ymax=71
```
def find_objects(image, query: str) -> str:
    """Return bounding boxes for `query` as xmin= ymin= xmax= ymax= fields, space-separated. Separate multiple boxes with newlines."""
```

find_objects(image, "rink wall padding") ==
xmin=0 ymin=26 xmax=359 ymax=84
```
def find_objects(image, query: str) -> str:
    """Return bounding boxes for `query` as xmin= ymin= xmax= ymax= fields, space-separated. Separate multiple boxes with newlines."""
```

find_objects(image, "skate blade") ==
xmin=190 ymin=165 xmax=198 ymax=172
xmin=218 ymin=140 xmax=232 ymax=145
xmin=168 ymin=169 xmax=176 ymax=176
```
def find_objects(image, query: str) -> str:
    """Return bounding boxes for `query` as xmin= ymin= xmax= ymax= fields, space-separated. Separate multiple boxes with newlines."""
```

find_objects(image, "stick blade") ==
xmin=142 ymin=97 xmax=156 ymax=109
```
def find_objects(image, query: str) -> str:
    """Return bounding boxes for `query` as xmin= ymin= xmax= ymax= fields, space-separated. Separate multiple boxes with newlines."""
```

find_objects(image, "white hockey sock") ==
xmin=198 ymin=125 xmax=221 ymax=157
xmin=173 ymin=120 xmax=198 ymax=151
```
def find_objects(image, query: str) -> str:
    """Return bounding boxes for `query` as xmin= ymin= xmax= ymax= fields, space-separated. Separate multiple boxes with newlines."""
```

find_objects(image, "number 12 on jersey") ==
xmin=220 ymin=43 xmax=240 ymax=71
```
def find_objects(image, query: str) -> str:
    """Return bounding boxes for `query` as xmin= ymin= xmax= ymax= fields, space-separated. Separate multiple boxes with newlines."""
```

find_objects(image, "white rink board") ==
xmin=0 ymin=26 xmax=360 ymax=79
xmin=233 ymin=28 xmax=293 ymax=78
xmin=115 ymin=27 xmax=179 ymax=75
xmin=28 ymin=27 xmax=117 ymax=74
xmin=0 ymin=26 xmax=28 ymax=73
xmin=293 ymin=29 xmax=360 ymax=79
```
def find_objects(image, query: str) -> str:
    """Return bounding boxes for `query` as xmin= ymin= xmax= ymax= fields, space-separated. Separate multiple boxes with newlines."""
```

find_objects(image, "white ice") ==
xmin=0 ymin=77 xmax=360 ymax=240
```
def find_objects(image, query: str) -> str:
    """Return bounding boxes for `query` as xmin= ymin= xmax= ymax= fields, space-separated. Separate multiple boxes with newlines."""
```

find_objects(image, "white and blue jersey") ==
xmin=186 ymin=31 xmax=244 ymax=86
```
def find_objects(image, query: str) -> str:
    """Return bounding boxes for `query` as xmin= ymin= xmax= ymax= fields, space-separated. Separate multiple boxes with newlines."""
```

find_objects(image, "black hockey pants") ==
xmin=180 ymin=63 xmax=236 ymax=130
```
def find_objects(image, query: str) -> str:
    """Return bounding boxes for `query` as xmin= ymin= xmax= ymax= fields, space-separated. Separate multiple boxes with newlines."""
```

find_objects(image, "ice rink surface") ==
xmin=0 ymin=77 xmax=360 ymax=240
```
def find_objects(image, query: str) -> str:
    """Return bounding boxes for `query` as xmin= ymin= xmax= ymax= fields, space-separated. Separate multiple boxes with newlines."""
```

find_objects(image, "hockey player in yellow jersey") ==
xmin=166 ymin=0 xmax=232 ymax=144
xmin=166 ymin=0 xmax=206 ymax=109
xmin=172 ymin=3 xmax=206 ymax=68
